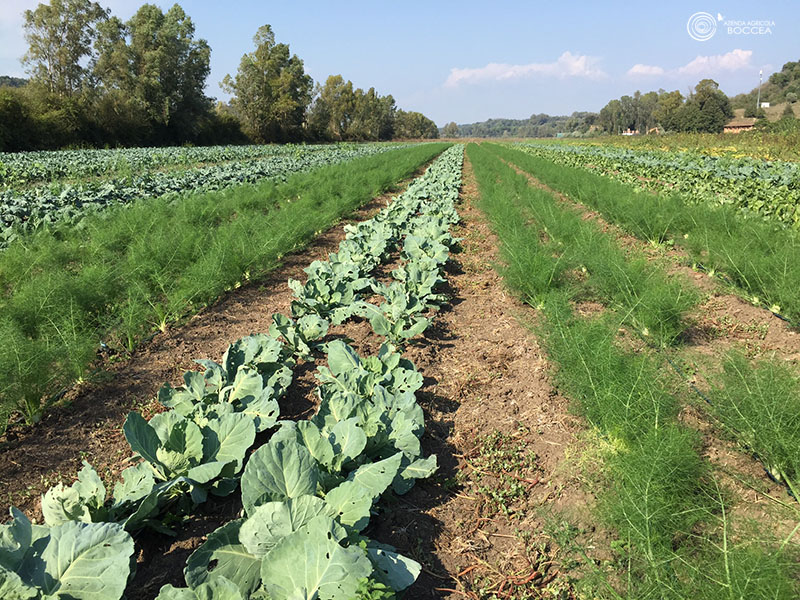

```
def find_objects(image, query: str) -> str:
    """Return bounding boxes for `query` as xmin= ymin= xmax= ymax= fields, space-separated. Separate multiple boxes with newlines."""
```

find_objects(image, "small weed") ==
xmin=466 ymin=429 xmax=540 ymax=516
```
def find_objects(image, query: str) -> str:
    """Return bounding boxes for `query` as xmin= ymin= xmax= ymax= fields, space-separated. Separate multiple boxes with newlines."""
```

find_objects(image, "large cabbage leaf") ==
xmin=184 ymin=520 xmax=261 ymax=597
xmin=240 ymin=438 xmax=319 ymax=516
xmin=259 ymin=515 xmax=372 ymax=600
xmin=1 ymin=509 xmax=134 ymax=600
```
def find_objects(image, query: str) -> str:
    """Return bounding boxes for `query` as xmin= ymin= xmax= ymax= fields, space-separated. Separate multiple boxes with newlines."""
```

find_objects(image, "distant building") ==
xmin=723 ymin=117 xmax=757 ymax=133
xmin=760 ymin=101 xmax=771 ymax=108
xmin=621 ymin=128 xmax=639 ymax=136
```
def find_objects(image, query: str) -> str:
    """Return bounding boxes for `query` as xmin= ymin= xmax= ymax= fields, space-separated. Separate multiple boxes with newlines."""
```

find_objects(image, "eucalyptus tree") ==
xmin=22 ymin=0 xmax=108 ymax=97
xmin=93 ymin=3 xmax=211 ymax=142
xmin=222 ymin=24 xmax=313 ymax=142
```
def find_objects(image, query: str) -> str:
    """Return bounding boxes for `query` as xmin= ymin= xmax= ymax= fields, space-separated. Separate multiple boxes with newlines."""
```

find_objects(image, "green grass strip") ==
xmin=488 ymin=142 xmax=800 ymax=325
xmin=0 ymin=143 xmax=449 ymax=430
xmin=467 ymin=142 xmax=799 ymax=600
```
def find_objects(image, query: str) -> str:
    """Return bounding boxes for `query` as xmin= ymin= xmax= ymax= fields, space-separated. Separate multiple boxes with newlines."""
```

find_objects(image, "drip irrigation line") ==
xmin=663 ymin=352 xmax=714 ymax=407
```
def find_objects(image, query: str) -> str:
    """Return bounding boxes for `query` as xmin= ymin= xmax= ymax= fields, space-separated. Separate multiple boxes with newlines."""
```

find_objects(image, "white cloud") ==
xmin=677 ymin=49 xmax=752 ymax=75
xmin=627 ymin=64 xmax=665 ymax=76
xmin=445 ymin=51 xmax=606 ymax=87
xmin=627 ymin=49 xmax=753 ymax=78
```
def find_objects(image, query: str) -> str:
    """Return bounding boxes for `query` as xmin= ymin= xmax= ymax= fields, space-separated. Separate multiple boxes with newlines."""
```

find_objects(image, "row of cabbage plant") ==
xmin=0 ymin=144 xmax=463 ymax=599
xmin=515 ymin=142 xmax=800 ymax=228
xmin=0 ymin=143 xmax=405 ymax=249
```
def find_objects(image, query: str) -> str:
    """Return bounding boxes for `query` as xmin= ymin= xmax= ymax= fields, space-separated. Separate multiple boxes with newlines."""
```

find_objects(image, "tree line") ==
xmin=442 ymin=59 xmax=798 ymax=138
xmin=443 ymin=80 xmax=736 ymax=138
xmin=441 ymin=112 xmax=597 ymax=138
xmin=0 ymin=0 xmax=439 ymax=152
xmin=596 ymin=79 xmax=735 ymax=134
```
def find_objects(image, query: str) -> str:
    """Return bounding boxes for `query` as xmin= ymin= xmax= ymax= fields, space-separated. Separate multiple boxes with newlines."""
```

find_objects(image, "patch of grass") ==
xmin=465 ymin=429 xmax=540 ymax=516
xmin=0 ymin=143 xmax=449 ymax=430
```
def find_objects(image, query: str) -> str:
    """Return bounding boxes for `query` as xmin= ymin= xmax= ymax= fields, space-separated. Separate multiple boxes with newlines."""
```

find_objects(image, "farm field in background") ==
xmin=2 ymin=140 xmax=800 ymax=600
xmin=0 ymin=142 xmax=408 ymax=247
xmin=517 ymin=140 xmax=800 ymax=225
xmin=561 ymin=128 xmax=800 ymax=161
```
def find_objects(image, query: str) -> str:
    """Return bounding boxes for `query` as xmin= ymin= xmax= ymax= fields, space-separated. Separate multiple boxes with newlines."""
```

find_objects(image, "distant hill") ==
xmin=0 ymin=76 xmax=28 ymax=88
xmin=445 ymin=112 xmax=597 ymax=138
xmin=731 ymin=59 xmax=799 ymax=109
xmin=732 ymin=102 xmax=800 ymax=121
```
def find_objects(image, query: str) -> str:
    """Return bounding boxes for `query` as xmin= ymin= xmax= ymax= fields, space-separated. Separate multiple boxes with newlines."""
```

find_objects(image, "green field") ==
xmin=0 ymin=143 xmax=447 ymax=429
xmin=2 ymin=137 xmax=800 ymax=600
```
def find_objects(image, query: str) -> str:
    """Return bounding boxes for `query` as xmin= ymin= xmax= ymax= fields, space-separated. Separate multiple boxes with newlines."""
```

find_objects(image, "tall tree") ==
xmin=350 ymin=87 xmax=395 ymax=140
xmin=22 ymin=0 xmax=108 ymax=97
xmin=637 ymin=90 xmax=659 ymax=132
xmin=598 ymin=99 xmax=623 ymax=133
xmin=0 ymin=89 xmax=37 ymax=151
xmin=308 ymin=75 xmax=355 ymax=141
xmin=308 ymin=77 xmax=402 ymax=141
xmin=94 ymin=3 xmax=211 ymax=141
xmin=395 ymin=110 xmax=438 ymax=139
xmin=653 ymin=90 xmax=684 ymax=131
xmin=679 ymin=79 xmax=733 ymax=133
xmin=306 ymin=82 xmax=332 ymax=140
xmin=221 ymin=24 xmax=312 ymax=142
xmin=93 ymin=16 xmax=131 ymax=92
xmin=442 ymin=121 xmax=459 ymax=137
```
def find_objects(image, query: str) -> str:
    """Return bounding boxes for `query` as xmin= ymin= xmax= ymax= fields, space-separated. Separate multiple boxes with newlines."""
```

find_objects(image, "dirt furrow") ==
xmin=377 ymin=155 xmax=597 ymax=599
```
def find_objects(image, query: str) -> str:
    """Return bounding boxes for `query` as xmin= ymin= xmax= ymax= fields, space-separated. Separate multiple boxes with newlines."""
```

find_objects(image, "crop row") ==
xmin=0 ymin=145 xmax=464 ymax=599
xmin=491 ymin=142 xmax=800 ymax=506
xmin=469 ymin=142 xmax=799 ymax=599
xmin=0 ymin=143 xmax=345 ymax=188
xmin=0 ymin=144 xmax=445 ymax=432
xmin=492 ymin=143 xmax=800 ymax=324
xmin=517 ymin=142 xmax=800 ymax=228
xmin=0 ymin=143 xmax=405 ymax=249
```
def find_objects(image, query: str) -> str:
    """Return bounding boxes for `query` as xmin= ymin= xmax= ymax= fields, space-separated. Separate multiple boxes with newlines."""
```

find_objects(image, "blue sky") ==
xmin=1 ymin=0 xmax=797 ymax=125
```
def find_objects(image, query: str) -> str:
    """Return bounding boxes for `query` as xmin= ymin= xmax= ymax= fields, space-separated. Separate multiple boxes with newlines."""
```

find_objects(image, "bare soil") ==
xmin=368 ymin=156 xmax=600 ymax=598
